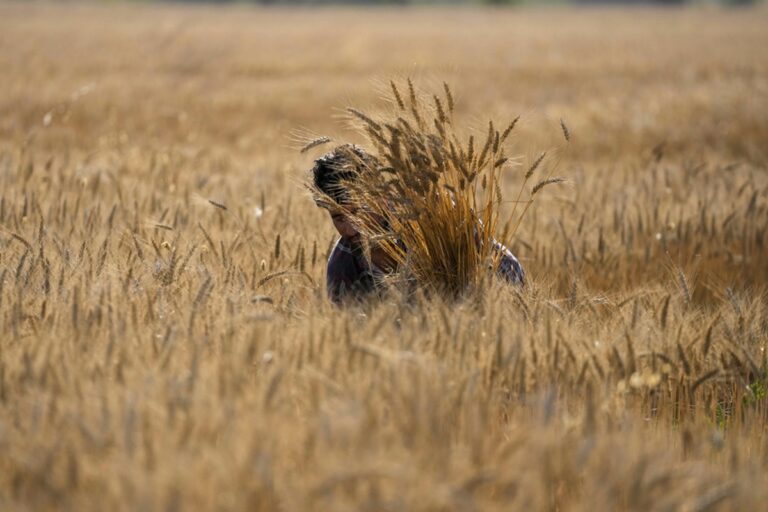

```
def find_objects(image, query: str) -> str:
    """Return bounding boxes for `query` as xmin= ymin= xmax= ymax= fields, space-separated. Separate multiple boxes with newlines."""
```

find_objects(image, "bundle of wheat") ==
xmin=320 ymin=80 xmax=563 ymax=299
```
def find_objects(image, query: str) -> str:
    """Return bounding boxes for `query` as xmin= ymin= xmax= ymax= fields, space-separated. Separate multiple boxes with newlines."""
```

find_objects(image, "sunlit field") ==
xmin=1 ymin=2 xmax=767 ymax=510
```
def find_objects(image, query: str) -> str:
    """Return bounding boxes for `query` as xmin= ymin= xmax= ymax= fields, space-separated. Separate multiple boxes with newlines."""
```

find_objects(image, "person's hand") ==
xmin=370 ymin=243 xmax=398 ymax=273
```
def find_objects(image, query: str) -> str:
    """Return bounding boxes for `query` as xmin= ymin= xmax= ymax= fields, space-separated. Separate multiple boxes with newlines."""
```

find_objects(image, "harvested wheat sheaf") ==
xmin=313 ymin=81 xmax=565 ymax=298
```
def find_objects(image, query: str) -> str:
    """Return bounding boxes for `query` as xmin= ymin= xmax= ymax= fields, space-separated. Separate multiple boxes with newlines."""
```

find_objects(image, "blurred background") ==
xmin=61 ymin=0 xmax=765 ymax=6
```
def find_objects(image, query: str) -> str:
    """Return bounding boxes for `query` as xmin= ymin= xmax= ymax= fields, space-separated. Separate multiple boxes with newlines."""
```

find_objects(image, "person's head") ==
xmin=311 ymin=144 xmax=375 ymax=239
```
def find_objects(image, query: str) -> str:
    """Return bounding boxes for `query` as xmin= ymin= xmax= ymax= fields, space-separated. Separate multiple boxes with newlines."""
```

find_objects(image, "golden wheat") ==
xmin=0 ymin=3 xmax=766 ymax=511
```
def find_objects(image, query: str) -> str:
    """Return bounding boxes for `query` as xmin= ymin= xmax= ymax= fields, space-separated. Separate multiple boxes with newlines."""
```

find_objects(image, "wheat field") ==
xmin=1 ymin=2 xmax=767 ymax=511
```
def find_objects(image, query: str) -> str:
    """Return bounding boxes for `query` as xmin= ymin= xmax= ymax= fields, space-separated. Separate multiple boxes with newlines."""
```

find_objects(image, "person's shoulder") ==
xmin=328 ymin=237 xmax=353 ymax=260
xmin=498 ymin=247 xmax=525 ymax=286
xmin=327 ymin=237 xmax=356 ymax=272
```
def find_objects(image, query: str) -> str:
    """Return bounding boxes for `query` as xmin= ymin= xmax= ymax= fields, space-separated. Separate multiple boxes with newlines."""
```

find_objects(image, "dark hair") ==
xmin=311 ymin=144 xmax=375 ymax=206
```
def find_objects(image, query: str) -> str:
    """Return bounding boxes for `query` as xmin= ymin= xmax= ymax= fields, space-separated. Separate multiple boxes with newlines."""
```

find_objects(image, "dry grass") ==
xmin=1 ymin=3 xmax=767 ymax=511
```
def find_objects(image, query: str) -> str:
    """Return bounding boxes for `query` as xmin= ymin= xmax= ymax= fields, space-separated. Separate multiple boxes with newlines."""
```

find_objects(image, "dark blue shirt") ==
xmin=326 ymin=236 xmax=525 ymax=304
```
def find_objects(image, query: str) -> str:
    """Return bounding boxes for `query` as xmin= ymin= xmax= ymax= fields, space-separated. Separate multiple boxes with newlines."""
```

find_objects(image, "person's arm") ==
xmin=327 ymin=239 xmax=352 ymax=304
xmin=472 ymin=214 xmax=525 ymax=286
xmin=326 ymin=238 xmax=376 ymax=304
xmin=491 ymin=239 xmax=525 ymax=286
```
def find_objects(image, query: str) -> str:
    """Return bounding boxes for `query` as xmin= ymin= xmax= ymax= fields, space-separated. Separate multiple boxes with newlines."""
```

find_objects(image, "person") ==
xmin=310 ymin=144 xmax=525 ymax=305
